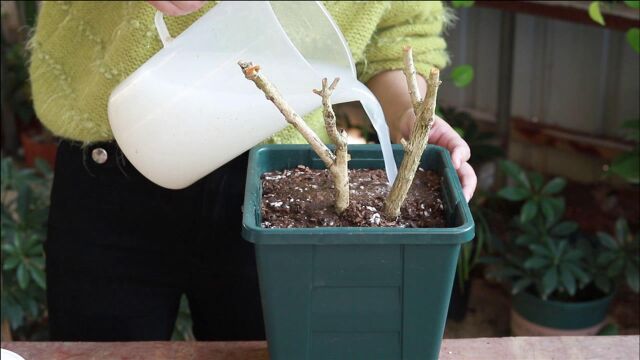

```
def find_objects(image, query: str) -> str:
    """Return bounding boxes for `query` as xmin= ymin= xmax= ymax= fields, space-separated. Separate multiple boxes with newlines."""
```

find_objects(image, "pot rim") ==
xmin=242 ymin=144 xmax=475 ymax=245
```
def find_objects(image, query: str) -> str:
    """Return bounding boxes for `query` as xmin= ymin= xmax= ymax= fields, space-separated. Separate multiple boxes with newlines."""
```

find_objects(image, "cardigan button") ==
xmin=91 ymin=148 xmax=108 ymax=164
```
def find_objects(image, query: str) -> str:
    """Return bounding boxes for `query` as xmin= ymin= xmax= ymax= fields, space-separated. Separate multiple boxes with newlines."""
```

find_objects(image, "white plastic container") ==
xmin=108 ymin=1 xmax=396 ymax=189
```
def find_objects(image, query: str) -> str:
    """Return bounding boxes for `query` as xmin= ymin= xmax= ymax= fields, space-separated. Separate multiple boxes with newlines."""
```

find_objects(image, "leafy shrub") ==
xmin=1 ymin=157 xmax=52 ymax=339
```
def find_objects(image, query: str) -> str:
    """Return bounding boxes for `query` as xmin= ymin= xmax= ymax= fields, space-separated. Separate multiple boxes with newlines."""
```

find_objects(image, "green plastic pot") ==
xmin=242 ymin=144 xmax=474 ymax=360
xmin=511 ymin=289 xmax=614 ymax=335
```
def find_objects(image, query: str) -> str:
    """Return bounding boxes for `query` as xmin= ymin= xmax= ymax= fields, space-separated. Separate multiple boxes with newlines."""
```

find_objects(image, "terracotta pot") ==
xmin=20 ymin=132 xmax=57 ymax=168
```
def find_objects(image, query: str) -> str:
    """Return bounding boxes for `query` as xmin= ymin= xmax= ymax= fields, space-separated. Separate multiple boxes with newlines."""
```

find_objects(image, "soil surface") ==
xmin=261 ymin=166 xmax=445 ymax=228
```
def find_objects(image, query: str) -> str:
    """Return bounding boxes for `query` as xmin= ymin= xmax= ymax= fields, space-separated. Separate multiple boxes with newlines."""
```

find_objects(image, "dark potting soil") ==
xmin=261 ymin=166 xmax=446 ymax=228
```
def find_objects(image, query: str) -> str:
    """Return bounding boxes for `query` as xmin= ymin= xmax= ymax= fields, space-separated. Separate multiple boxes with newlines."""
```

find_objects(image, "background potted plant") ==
xmin=1 ymin=157 xmax=52 ymax=341
xmin=484 ymin=160 xmax=639 ymax=335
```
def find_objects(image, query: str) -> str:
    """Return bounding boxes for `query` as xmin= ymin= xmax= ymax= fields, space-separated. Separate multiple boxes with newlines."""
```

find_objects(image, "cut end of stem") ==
xmin=238 ymin=61 xmax=261 ymax=78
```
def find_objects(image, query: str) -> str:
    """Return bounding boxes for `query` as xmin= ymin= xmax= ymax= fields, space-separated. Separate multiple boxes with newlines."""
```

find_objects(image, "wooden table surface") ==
xmin=2 ymin=336 xmax=639 ymax=359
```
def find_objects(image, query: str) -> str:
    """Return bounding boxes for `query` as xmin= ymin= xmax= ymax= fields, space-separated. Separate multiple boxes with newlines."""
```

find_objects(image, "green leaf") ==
xmin=615 ymin=218 xmax=629 ymax=244
xmin=620 ymin=119 xmax=640 ymax=141
xmin=16 ymin=184 xmax=32 ymax=223
xmin=29 ymin=257 xmax=45 ymax=268
xmin=626 ymin=262 xmax=639 ymax=292
xmin=622 ymin=119 xmax=640 ymax=130
xmin=524 ymin=257 xmax=550 ymax=269
xmin=567 ymin=263 xmax=591 ymax=285
xmin=542 ymin=267 xmax=559 ymax=298
xmin=597 ymin=232 xmax=618 ymax=249
xmin=511 ymin=278 xmax=533 ymax=294
xmin=1 ymin=242 xmax=15 ymax=254
xmin=27 ymin=244 xmax=44 ymax=257
xmin=540 ymin=198 xmax=558 ymax=225
xmin=598 ymin=323 xmax=619 ymax=336
xmin=34 ymin=158 xmax=52 ymax=177
xmin=595 ymin=275 xmax=612 ymax=293
xmin=624 ymin=1 xmax=640 ymax=8
xmin=541 ymin=177 xmax=567 ymax=195
xmin=611 ymin=151 xmax=640 ymax=184
xmin=627 ymin=28 xmax=640 ymax=54
xmin=607 ymin=258 xmax=625 ymax=277
xmin=515 ymin=233 xmax=537 ymax=246
xmin=530 ymin=244 xmax=551 ymax=257
xmin=544 ymin=197 xmax=566 ymax=226
xmin=500 ymin=161 xmax=530 ymax=189
xmin=2 ymin=256 xmax=21 ymax=270
xmin=551 ymin=221 xmax=579 ymax=237
xmin=597 ymin=251 xmax=618 ymax=266
xmin=557 ymin=240 xmax=568 ymax=257
xmin=588 ymin=2 xmax=606 ymax=26
xmin=529 ymin=172 xmax=544 ymax=192
xmin=564 ymin=249 xmax=583 ymax=261
xmin=498 ymin=187 xmax=530 ymax=201
xmin=29 ymin=266 xmax=47 ymax=289
xmin=25 ymin=298 xmax=39 ymax=318
xmin=560 ymin=264 xmax=577 ymax=295
xmin=451 ymin=65 xmax=474 ymax=87
xmin=520 ymin=200 xmax=538 ymax=223
xmin=16 ymin=263 xmax=30 ymax=289
xmin=451 ymin=0 xmax=475 ymax=8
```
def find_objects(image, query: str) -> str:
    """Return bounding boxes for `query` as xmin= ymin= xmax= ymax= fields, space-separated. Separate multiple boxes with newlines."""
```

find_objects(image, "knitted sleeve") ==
xmin=357 ymin=1 xmax=452 ymax=83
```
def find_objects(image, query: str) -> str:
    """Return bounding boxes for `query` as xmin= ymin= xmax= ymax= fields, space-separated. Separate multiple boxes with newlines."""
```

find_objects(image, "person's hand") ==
xmin=397 ymin=108 xmax=477 ymax=202
xmin=148 ymin=1 xmax=206 ymax=16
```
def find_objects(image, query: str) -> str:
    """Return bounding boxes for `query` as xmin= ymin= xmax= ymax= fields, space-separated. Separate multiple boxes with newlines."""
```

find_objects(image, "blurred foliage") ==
xmin=451 ymin=1 xmax=475 ymax=8
xmin=448 ymin=2 xmax=475 ymax=89
xmin=436 ymin=107 xmax=504 ymax=290
xmin=628 ymin=28 xmax=640 ymax=53
xmin=438 ymin=106 xmax=504 ymax=166
xmin=588 ymin=1 xmax=606 ymax=26
xmin=588 ymin=1 xmax=639 ymax=53
xmin=624 ymin=1 xmax=640 ymax=9
xmin=171 ymin=295 xmax=195 ymax=341
xmin=483 ymin=161 xmax=639 ymax=301
xmin=2 ymin=41 xmax=35 ymax=124
xmin=595 ymin=218 xmax=640 ymax=293
xmin=609 ymin=119 xmax=639 ymax=184
xmin=450 ymin=65 xmax=474 ymax=88
xmin=1 ymin=0 xmax=37 ymax=126
xmin=1 ymin=157 xmax=52 ymax=340
xmin=598 ymin=322 xmax=620 ymax=335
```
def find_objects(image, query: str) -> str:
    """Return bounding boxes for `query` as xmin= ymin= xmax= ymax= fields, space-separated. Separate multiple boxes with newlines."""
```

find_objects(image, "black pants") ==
xmin=45 ymin=141 xmax=264 ymax=341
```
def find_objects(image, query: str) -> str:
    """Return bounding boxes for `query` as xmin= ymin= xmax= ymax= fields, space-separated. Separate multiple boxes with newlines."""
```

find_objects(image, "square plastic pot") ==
xmin=242 ymin=144 xmax=474 ymax=360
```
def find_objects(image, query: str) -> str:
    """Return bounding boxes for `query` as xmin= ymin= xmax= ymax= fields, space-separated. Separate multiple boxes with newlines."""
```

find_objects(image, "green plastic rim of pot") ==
xmin=512 ymin=289 xmax=615 ymax=330
xmin=242 ymin=144 xmax=475 ymax=245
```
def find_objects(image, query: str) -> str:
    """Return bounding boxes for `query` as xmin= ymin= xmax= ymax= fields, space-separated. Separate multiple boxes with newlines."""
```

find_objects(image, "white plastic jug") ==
xmin=108 ymin=1 xmax=397 ymax=189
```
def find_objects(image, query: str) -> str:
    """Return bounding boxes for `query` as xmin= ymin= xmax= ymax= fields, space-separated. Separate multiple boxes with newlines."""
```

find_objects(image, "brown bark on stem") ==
xmin=383 ymin=50 xmax=441 ymax=219
xmin=239 ymin=61 xmax=350 ymax=213
xmin=313 ymin=78 xmax=350 ymax=213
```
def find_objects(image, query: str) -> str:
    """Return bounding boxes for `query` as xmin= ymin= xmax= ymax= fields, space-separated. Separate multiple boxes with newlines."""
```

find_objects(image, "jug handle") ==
xmin=154 ymin=11 xmax=173 ymax=47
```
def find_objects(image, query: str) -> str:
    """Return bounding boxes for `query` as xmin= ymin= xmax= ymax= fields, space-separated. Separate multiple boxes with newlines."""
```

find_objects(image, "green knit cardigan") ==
xmin=29 ymin=1 xmax=450 ymax=144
